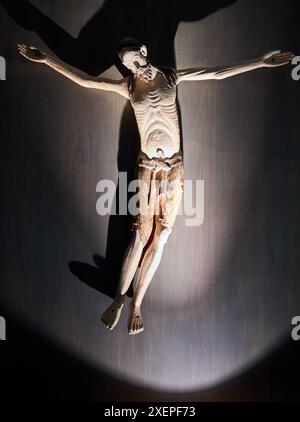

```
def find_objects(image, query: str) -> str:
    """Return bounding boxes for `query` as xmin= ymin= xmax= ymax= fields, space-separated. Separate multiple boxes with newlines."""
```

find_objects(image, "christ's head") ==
xmin=117 ymin=37 xmax=153 ymax=82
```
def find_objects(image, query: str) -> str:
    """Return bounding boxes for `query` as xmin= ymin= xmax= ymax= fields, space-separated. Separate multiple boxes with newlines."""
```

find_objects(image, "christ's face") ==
xmin=122 ymin=50 xmax=147 ymax=72
xmin=121 ymin=48 xmax=153 ymax=81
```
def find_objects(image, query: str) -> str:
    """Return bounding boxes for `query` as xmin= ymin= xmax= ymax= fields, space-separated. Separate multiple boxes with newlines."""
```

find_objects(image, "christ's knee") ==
xmin=157 ymin=219 xmax=172 ymax=248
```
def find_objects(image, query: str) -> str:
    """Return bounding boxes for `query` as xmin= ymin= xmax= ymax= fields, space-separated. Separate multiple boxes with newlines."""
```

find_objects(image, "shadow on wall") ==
xmin=0 ymin=0 xmax=238 ymax=299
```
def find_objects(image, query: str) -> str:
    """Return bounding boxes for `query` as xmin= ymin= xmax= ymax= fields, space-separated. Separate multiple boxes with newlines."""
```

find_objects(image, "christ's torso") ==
xmin=130 ymin=71 xmax=180 ymax=159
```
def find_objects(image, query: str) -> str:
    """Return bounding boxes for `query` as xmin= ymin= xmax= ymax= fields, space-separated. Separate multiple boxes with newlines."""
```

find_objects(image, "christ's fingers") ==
xmin=18 ymin=50 xmax=28 ymax=59
xmin=275 ymin=52 xmax=294 ymax=59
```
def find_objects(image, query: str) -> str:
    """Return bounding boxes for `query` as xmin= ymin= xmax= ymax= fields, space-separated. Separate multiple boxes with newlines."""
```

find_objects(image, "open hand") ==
xmin=262 ymin=50 xmax=294 ymax=67
xmin=17 ymin=43 xmax=47 ymax=63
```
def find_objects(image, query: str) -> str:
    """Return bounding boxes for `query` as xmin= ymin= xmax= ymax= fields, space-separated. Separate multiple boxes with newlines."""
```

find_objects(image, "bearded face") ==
xmin=135 ymin=64 xmax=153 ymax=82
xmin=121 ymin=47 xmax=153 ymax=82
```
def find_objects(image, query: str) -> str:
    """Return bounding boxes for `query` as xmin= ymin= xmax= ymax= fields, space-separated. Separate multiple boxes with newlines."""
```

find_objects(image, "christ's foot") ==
xmin=101 ymin=299 xmax=124 ymax=330
xmin=128 ymin=302 xmax=144 ymax=335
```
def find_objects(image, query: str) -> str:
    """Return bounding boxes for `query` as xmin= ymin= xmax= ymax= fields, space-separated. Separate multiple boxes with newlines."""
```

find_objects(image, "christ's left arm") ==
xmin=175 ymin=50 xmax=294 ymax=83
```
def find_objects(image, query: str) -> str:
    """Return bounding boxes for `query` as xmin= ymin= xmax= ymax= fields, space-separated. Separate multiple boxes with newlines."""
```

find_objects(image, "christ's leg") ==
xmin=101 ymin=159 xmax=155 ymax=330
xmin=101 ymin=227 xmax=144 ymax=330
xmin=127 ymin=159 xmax=184 ymax=335
xmin=128 ymin=217 xmax=171 ymax=334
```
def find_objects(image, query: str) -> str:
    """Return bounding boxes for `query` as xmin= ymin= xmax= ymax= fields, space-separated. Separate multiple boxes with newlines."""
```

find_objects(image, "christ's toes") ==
xmin=128 ymin=322 xmax=144 ymax=335
xmin=128 ymin=306 xmax=144 ymax=335
xmin=101 ymin=302 xmax=123 ymax=330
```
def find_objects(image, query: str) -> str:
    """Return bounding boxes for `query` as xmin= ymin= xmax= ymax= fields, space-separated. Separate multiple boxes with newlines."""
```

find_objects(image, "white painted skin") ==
xmin=17 ymin=43 xmax=294 ymax=162
xmin=17 ymin=43 xmax=294 ymax=334
xmin=119 ymin=48 xmax=180 ymax=159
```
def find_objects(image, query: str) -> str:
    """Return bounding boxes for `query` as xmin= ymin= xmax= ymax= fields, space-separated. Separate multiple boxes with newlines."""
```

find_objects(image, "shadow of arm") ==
xmin=1 ymin=0 xmax=115 ymax=75
xmin=176 ymin=0 xmax=238 ymax=22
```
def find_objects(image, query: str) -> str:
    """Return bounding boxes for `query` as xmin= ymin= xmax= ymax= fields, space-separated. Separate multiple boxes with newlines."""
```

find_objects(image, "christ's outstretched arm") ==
xmin=17 ymin=43 xmax=130 ymax=98
xmin=176 ymin=50 xmax=294 ymax=83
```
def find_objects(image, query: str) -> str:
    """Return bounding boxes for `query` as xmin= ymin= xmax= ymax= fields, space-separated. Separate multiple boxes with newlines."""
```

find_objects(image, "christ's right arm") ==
xmin=17 ymin=43 xmax=130 ymax=99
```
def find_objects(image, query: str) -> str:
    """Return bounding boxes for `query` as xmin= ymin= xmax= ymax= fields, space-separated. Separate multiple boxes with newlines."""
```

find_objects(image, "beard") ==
xmin=135 ymin=64 xmax=153 ymax=82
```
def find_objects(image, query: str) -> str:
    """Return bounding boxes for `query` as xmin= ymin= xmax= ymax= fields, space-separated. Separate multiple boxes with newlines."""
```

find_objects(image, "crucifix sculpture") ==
xmin=17 ymin=38 xmax=293 ymax=335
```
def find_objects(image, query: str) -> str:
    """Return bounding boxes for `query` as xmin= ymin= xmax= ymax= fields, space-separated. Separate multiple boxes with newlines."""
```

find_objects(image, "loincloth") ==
xmin=132 ymin=150 xmax=184 ymax=246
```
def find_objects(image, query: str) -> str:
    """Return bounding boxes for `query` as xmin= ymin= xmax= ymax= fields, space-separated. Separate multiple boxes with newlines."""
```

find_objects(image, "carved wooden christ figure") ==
xmin=17 ymin=38 xmax=293 ymax=335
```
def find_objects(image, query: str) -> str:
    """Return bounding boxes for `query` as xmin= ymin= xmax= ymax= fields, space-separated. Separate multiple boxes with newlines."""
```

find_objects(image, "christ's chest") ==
xmin=131 ymin=73 xmax=176 ymax=111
